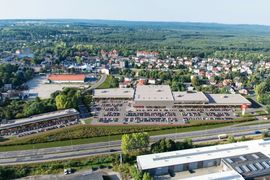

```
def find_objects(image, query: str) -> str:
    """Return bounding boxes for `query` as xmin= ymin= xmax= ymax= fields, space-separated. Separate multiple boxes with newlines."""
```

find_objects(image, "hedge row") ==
xmin=0 ymin=117 xmax=255 ymax=146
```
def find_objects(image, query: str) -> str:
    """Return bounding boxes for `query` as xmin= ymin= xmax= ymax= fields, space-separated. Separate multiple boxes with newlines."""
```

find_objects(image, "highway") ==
xmin=0 ymin=122 xmax=269 ymax=165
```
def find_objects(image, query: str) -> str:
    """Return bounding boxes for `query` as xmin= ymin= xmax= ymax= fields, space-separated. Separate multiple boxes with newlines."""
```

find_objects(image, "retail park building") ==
xmin=92 ymin=85 xmax=251 ymax=124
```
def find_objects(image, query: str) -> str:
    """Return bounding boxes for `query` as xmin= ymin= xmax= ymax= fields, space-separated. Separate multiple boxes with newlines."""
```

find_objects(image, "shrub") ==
xmin=0 ymin=117 xmax=255 ymax=146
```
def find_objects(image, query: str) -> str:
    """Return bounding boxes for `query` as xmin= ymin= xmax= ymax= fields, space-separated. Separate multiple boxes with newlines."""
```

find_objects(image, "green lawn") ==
xmin=238 ymin=121 xmax=270 ymax=127
xmin=255 ymin=110 xmax=267 ymax=115
xmin=0 ymin=121 xmax=241 ymax=152
xmin=0 ymin=135 xmax=122 ymax=152
xmin=81 ymin=118 xmax=93 ymax=124
xmin=188 ymin=120 xmax=227 ymax=125
xmin=97 ymin=75 xmax=112 ymax=89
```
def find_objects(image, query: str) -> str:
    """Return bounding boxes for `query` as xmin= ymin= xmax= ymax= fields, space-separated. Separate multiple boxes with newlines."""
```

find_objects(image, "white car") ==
xmin=64 ymin=168 xmax=72 ymax=175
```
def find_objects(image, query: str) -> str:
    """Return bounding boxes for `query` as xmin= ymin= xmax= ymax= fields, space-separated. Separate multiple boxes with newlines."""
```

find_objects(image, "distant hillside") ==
xmin=1 ymin=19 xmax=270 ymax=34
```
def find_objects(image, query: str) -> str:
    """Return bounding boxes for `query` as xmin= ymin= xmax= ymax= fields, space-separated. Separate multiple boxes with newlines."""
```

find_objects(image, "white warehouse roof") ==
xmin=173 ymin=91 xmax=209 ymax=104
xmin=137 ymin=139 xmax=270 ymax=171
xmin=94 ymin=88 xmax=134 ymax=99
xmin=134 ymin=85 xmax=174 ymax=102
xmin=205 ymin=94 xmax=251 ymax=106
xmin=93 ymin=85 xmax=251 ymax=106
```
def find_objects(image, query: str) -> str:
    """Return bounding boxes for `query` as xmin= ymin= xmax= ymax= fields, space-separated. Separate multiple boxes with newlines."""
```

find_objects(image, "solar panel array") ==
xmin=239 ymin=156 xmax=247 ymax=161
xmin=235 ymin=166 xmax=243 ymax=174
xmin=241 ymin=165 xmax=250 ymax=172
xmin=226 ymin=158 xmax=233 ymax=164
xmin=248 ymin=164 xmax=257 ymax=171
xmin=255 ymin=162 xmax=264 ymax=170
xmin=235 ymin=161 xmax=270 ymax=173
xmin=223 ymin=152 xmax=270 ymax=178
xmin=252 ymin=154 xmax=260 ymax=159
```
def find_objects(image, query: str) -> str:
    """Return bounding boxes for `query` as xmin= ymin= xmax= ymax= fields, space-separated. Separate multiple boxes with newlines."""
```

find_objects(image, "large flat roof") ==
xmin=173 ymin=91 xmax=209 ymax=103
xmin=205 ymin=93 xmax=251 ymax=105
xmin=93 ymin=88 xmax=134 ymax=99
xmin=182 ymin=170 xmax=244 ymax=180
xmin=134 ymin=85 xmax=174 ymax=102
xmin=137 ymin=139 xmax=270 ymax=170
xmin=93 ymin=85 xmax=251 ymax=106
xmin=0 ymin=109 xmax=79 ymax=130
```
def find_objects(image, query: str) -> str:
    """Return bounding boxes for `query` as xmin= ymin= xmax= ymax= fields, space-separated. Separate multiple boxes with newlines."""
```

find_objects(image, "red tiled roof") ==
xmin=48 ymin=74 xmax=86 ymax=81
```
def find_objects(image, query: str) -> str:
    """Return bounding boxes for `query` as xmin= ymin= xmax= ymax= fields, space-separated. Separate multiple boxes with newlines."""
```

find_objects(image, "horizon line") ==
xmin=0 ymin=18 xmax=270 ymax=27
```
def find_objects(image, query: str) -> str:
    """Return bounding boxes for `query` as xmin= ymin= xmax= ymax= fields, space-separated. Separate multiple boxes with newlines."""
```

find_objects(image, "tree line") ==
xmin=0 ymin=88 xmax=92 ymax=121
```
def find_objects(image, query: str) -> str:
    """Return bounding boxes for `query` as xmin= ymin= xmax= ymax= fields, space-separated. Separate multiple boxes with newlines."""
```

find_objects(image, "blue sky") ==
xmin=0 ymin=0 xmax=270 ymax=25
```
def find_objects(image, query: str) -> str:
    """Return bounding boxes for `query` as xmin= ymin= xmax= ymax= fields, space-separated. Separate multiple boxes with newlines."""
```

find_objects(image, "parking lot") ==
xmin=0 ymin=117 xmax=79 ymax=137
xmin=92 ymin=99 xmax=128 ymax=124
xmin=92 ymin=100 xmax=237 ymax=124
xmin=178 ymin=107 xmax=235 ymax=121
xmin=26 ymin=76 xmax=89 ymax=99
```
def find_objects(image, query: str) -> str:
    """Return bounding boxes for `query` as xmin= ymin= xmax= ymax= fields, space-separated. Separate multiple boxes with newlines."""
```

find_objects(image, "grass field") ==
xmin=238 ymin=121 xmax=270 ymax=127
xmin=81 ymin=118 xmax=93 ymax=124
xmin=97 ymin=75 xmax=112 ymax=89
xmin=0 ymin=120 xmax=252 ymax=152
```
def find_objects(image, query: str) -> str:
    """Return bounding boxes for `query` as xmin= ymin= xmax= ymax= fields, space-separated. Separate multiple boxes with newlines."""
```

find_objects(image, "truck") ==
xmin=218 ymin=134 xmax=228 ymax=140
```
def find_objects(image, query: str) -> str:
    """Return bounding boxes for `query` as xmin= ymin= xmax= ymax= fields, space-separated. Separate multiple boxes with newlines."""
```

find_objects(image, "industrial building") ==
xmin=137 ymin=139 xmax=270 ymax=180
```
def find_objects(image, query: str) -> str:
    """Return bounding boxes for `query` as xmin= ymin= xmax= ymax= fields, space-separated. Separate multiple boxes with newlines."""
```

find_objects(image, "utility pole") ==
xmin=108 ymin=134 xmax=110 ymax=153
xmin=120 ymin=153 xmax=123 ymax=165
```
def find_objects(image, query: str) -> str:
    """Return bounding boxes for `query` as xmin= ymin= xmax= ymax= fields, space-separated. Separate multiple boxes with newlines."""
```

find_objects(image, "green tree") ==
xmin=55 ymin=88 xmax=80 ymax=110
xmin=121 ymin=132 xmax=149 ymax=155
xmin=266 ymin=105 xmax=270 ymax=114
xmin=75 ymin=56 xmax=82 ymax=64
xmin=176 ymin=138 xmax=193 ymax=150
xmin=239 ymin=136 xmax=247 ymax=142
xmin=110 ymin=77 xmax=119 ymax=88
xmin=255 ymin=77 xmax=270 ymax=104
xmin=82 ymin=94 xmax=92 ymax=107
xmin=142 ymin=172 xmax=152 ymax=180
xmin=129 ymin=166 xmax=142 ymax=180
xmin=55 ymin=94 xmax=69 ymax=109
xmin=150 ymin=138 xmax=176 ymax=153
xmin=191 ymin=76 xmax=200 ymax=88
xmin=23 ymin=101 xmax=46 ymax=116
xmin=219 ymin=87 xmax=229 ymax=94
xmin=228 ymin=136 xmax=236 ymax=143
xmin=262 ymin=131 xmax=270 ymax=138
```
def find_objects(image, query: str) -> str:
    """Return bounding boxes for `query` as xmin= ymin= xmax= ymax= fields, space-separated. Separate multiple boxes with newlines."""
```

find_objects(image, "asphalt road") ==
xmin=82 ymin=74 xmax=107 ymax=94
xmin=0 ymin=123 xmax=269 ymax=165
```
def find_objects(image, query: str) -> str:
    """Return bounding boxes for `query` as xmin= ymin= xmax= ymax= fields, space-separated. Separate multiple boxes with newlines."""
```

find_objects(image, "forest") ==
xmin=1 ymin=20 xmax=270 ymax=61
